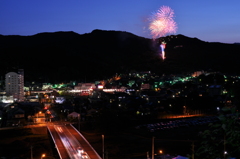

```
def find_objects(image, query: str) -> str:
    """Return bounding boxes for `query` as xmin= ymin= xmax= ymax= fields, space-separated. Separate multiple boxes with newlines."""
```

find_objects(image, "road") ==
xmin=48 ymin=124 xmax=71 ymax=159
xmin=47 ymin=122 xmax=101 ymax=159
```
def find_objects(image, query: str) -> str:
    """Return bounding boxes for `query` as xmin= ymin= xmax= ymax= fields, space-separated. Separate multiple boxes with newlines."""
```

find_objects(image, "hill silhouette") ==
xmin=1 ymin=29 xmax=240 ymax=83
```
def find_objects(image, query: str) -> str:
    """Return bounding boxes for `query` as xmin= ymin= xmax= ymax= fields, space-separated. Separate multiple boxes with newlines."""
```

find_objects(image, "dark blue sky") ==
xmin=1 ymin=0 xmax=239 ymax=43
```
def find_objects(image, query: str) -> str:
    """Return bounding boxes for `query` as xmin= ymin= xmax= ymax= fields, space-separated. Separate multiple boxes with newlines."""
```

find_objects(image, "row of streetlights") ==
xmin=101 ymin=135 xmax=165 ymax=159
xmin=149 ymin=137 xmax=193 ymax=159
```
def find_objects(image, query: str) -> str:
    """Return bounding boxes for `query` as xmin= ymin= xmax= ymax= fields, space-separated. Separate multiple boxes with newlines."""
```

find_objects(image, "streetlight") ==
xmin=159 ymin=150 xmax=165 ymax=159
xmin=224 ymin=151 xmax=227 ymax=159
xmin=41 ymin=153 xmax=45 ymax=159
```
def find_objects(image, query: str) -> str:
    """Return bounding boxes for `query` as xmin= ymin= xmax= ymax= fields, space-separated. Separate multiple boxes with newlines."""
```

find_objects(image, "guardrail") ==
xmin=47 ymin=126 xmax=62 ymax=159
xmin=70 ymin=124 xmax=102 ymax=159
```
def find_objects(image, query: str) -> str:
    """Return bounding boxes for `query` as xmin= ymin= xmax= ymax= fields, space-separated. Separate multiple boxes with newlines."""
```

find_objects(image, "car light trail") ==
xmin=54 ymin=125 xmax=90 ymax=159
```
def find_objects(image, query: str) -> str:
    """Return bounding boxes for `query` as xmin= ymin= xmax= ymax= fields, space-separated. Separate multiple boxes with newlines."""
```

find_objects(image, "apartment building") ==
xmin=5 ymin=69 xmax=24 ymax=102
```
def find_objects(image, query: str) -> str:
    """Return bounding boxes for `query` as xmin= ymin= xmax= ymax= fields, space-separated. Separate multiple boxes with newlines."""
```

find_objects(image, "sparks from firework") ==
xmin=149 ymin=6 xmax=177 ymax=39
xmin=160 ymin=41 xmax=166 ymax=60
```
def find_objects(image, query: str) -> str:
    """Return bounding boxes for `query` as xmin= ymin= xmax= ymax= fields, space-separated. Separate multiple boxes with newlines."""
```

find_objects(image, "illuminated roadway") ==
xmin=47 ymin=123 xmax=101 ymax=159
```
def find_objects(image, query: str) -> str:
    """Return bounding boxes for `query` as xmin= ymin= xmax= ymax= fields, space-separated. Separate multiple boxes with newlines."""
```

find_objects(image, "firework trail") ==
xmin=149 ymin=6 xmax=177 ymax=39
xmin=160 ymin=41 xmax=166 ymax=60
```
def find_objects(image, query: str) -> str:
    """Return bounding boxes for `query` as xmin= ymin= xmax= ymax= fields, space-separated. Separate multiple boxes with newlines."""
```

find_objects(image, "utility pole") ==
xmin=105 ymin=149 xmax=108 ymax=159
xmin=102 ymin=134 xmax=105 ymax=159
xmin=224 ymin=134 xmax=226 ymax=159
xmin=192 ymin=141 xmax=195 ymax=159
xmin=30 ymin=145 xmax=33 ymax=159
xmin=152 ymin=136 xmax=155 ymax=159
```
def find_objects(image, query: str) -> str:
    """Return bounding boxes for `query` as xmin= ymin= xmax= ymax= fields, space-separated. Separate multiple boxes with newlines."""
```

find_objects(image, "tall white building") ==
xmin=18 ymin=69 xmax=24 ymax=101
xmin=5 ymin=69 xmax=24 ymax=101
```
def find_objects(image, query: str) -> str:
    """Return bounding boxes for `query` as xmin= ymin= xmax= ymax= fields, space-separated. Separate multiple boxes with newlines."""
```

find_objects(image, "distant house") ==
xmin=87 ymin=108 xmax=98 ymax=116
xmin=68 ymin=112 xmax=80 ymax=118
xmin=34 ymin=111 xmax=46 ymax=123
xmin=141 ymin=83 xmax=151 ymax=90
xmin=5 ymin=104 xmax=26 ymax=126
xmin=74 ymin=83 xmax=96 ymax=90
xmin=25 ymin=96 xmax=39 ymax=102
xmin=14 ymin=109 xmax=25 ymax=118
xmin=6 ymin=105 xmax=25 ymax=119
xmin=74 ymin=83 xmax=96 ymax=96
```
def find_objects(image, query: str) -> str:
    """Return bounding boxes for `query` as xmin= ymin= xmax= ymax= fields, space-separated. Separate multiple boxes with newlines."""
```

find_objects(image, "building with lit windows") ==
xmin=74 ymin=83 xmax=96 ymax=90
xmin=0 ymin=95 xmax=14 ymax=103
xmin=5 ymin=69 xmax=24 ymax=102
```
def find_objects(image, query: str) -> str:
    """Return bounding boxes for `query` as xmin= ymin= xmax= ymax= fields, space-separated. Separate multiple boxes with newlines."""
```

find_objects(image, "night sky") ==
xmin=1 ymin=0 xmax=239 ymax=43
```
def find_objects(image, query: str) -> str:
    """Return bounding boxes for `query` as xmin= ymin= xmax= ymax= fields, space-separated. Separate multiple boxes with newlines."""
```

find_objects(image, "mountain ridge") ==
xmin=1 ymin=29 xmax=240 ymax=83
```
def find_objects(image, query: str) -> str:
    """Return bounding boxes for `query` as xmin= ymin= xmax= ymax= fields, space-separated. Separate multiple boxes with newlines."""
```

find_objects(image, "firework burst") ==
xmin=149 ymin=6 xmax=177 ymax=39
